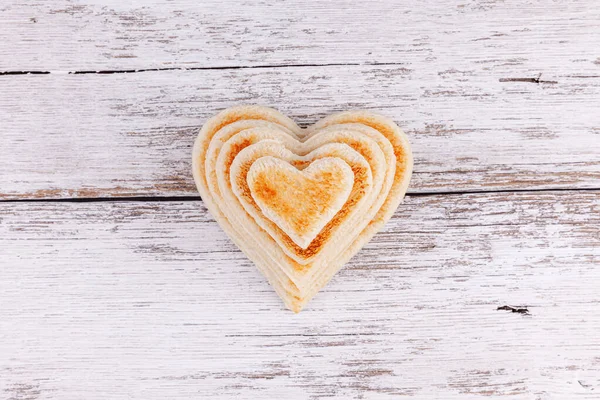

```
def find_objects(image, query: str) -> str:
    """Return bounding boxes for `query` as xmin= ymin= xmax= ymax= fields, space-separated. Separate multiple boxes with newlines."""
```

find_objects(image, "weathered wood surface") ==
xmin=2 ymin=0 xmax=600 ymax=73
xmin=1 ymin=67 xmax=599 ymax=200
xmin=1 ymin=191 xmax=599 ymax=398
xmin=2 ymin=1 xmax=600 ymax=398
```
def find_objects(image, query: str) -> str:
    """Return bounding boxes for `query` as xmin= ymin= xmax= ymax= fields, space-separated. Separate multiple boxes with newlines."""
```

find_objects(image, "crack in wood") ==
xmin=497 ymin=305 xmax=530 ymax=315
xmin=499 ymin=73 xmax=558 ymax=84
xmin=578 ymin=380 xmax=592 ymax=389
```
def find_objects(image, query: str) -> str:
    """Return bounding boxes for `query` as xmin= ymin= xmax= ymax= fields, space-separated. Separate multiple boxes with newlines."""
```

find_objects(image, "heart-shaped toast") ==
xmin=193 ymin=106 xmax=413 ymax=312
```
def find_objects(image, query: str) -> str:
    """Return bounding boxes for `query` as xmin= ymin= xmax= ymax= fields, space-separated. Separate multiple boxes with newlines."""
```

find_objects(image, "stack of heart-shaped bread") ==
xmin=193 ymin=106 xmax=413 ymax=312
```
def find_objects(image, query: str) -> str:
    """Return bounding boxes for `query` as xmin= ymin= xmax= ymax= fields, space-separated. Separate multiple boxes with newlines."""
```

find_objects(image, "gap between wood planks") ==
xmin=1 ymin=187 xmax=599 ymax=203
xmin=0 ymin=62 xmax=398 ymax=76
xmin=0 ymin=62 xmax=564 ymax=85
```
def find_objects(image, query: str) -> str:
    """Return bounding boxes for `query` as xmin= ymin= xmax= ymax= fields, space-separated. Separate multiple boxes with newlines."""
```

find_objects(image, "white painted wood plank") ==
xmin=1 ymin=0 xmax=599 ymax=74
xmin=1 ymin=67 xmax=599 ymax=199
xmin=1 ymin=191 xmax=599 ymax=398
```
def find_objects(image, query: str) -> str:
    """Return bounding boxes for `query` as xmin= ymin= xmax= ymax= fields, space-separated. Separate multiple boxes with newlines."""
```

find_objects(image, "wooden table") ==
xmin=1 ymin=1 xmax=599 ymax=398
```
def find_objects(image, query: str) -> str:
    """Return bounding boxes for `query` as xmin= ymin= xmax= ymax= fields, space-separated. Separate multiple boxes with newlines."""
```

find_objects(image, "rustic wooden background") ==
xmin=1 ymin=1 xmax=599 ymax=399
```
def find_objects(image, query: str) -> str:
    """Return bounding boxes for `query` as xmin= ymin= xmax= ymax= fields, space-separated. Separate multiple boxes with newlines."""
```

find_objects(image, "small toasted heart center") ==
xmin=247 ymin=156 xmax=354 ymax=249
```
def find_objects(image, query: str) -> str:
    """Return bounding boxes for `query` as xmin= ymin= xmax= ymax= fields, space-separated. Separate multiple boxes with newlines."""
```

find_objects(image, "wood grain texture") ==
xmin=1 ymin=67 xmax=599 ymax=200
xmin=1 ymin=0 xmax=600 ymax=73
xmin=2 ymin=1 xmax=600 ymax=398
xmin=1 ymin=191 xmax=599 ymax=399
